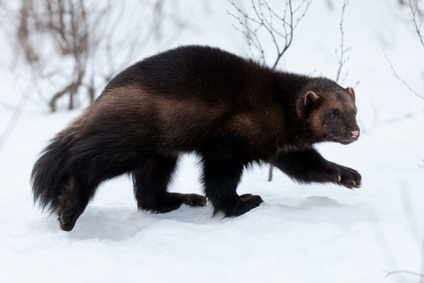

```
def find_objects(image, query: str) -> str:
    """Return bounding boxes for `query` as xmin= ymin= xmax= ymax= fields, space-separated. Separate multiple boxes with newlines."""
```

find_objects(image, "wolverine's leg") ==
xmin=201 ymin=150 xmax=263 ymax=216
xmin=270 ymin=147 xmax=361 ymax=189
xmin=133 ymin=153 xmax=206 ymax=212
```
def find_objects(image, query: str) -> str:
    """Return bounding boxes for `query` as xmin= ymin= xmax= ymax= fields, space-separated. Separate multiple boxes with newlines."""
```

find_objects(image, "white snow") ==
xmin=1 ymin=0 xmax=424 ymax=282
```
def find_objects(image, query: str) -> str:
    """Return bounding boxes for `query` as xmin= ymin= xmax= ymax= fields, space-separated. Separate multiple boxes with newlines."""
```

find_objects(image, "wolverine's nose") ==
xmin=350 ymin=130 xmax=360 ymax=139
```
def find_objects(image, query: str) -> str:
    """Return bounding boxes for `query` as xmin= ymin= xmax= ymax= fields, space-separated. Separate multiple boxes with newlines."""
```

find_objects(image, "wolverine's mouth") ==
xmin=326 ymin=131 xmax=360 ymax=145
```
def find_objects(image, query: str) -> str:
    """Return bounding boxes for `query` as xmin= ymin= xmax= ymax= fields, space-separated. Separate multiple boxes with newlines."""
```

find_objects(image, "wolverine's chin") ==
xmin=338 ymin=140 xmax=354 ymax=145
xmin=325 ymin=135 xmax=357 ymax=145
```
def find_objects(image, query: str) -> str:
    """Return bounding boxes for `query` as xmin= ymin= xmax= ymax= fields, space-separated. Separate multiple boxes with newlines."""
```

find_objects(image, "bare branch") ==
xmin=409 ymin=0 xmax=424 ymax=47
xmin=384 ymin=51 xmax=424 ymax=99
xmin=17 ymin=0 xmax=38 ymax=64
xmin=10 ymin=0 xmax=192 ymax=112
xmin=335 ymin=0 xmax=351 ymax=84
xmin=228 ymin=0 xmax=311 ymax=69
xmin=382 ymin=1 xmax=424 ymax=100
xmin=385 ymin=269 xmax=424 ymax=279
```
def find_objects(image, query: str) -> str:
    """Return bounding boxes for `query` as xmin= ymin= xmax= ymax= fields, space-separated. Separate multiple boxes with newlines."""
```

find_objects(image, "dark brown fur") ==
xmin=31 ymin=46 xmax=361 ymax=231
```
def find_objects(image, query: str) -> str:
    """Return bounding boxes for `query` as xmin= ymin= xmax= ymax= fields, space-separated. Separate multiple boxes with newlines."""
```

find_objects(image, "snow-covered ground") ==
xmin=1 ymin=0 xmax=424 ymax=282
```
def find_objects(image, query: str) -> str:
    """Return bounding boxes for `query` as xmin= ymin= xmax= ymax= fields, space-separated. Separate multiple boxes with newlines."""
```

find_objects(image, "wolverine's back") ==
xmin=104 ymin=45 xmax=271 ymax=101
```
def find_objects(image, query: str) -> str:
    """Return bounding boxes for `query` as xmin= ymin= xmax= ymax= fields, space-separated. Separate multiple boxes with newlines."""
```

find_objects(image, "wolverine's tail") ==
xmin=31 ymin=135 xmax=72 ymax=214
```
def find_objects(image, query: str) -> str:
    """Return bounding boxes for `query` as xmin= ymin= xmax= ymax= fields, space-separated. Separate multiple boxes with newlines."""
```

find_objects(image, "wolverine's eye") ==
xmin=330 ymin=110 xmax=339 ymax=119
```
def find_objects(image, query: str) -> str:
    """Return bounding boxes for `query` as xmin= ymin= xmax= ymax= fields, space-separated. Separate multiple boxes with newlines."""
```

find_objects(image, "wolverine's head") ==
xmin=297 ymin=79 xmax=360 ymax=145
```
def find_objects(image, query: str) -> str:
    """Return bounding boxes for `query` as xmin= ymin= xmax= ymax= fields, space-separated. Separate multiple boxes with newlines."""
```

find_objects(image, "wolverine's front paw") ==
xmin=329 ymin=163 xmax=361 ymax=189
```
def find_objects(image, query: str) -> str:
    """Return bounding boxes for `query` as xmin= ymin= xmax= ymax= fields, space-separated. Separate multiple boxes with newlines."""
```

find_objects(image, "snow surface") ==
xmin=1 ymin=0 xmax=424 ymax=282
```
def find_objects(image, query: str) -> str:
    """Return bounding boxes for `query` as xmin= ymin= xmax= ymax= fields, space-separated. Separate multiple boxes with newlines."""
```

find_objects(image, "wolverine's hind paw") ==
xmin=182 ymin=194 xmax=207 ymax=207
xmin=219 ymin=194 xmax=263 ymax=217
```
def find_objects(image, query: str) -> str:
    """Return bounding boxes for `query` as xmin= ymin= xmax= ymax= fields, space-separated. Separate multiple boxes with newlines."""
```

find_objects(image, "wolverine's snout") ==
xmin=350 ymin=130 xmax=360 ymax=139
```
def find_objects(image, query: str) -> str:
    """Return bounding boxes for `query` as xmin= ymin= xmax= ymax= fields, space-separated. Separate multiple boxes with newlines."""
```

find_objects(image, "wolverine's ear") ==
xmin=304 ymin=91 xmax=320 ymax=106
xmin=297 ymin=91 xmax=320 ymax=118
xmin=347 ymin=87 xmax=355 ymax=101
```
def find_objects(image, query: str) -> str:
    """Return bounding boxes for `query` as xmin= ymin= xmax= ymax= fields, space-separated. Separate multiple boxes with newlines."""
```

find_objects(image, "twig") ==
xmin=409 ymin=0 xmax=424 ymax=48
xmin=382 ymin=1 xmax=424 ymax=100
xmin=385 ymin=269 xmax=424 ymax=279
xmin=11 ymin=0 xmax=190 ymax=112
xmin=384 ymin=51 xmax=424 ymax=99
xmin=335 ymin=0 xmax=351 ymax=84
xmin=228 ymin=0 xmax=311 ymax=68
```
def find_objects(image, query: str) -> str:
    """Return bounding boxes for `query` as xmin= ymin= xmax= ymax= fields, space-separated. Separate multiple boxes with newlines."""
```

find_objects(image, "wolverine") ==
xmin=31 ymin=45 xmax=361 ymax=231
